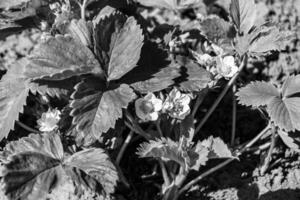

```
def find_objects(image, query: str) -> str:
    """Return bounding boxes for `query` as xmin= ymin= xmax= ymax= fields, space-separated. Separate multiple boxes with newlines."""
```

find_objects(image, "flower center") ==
xmin=140 ymin=101 xmax=154 ymax=114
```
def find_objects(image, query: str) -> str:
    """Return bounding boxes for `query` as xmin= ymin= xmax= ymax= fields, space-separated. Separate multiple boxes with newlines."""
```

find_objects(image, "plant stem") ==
xmin=156 ymin=119 xmax=163 ymax=137
xmin=195 ymin=55 xmax=247 ymax=135
xmin=178 ymin=158 xmax=233 ymax=195
xmin=260 ymin=124 xmax=277 ymax=175
xmin=231 ymin=84 xmax=237 ymax=146
xmin=16 ymin=121 xmax=40 ymax=134
xmin=159 ymin=160 xmax=171 ymax=186
xmin=192 ymin=88 xmax=208 ymax=117
xmin=81 ymin=0 xmax=88 ymax=20
xmin=116 ymin=131 xmax=134 ymax=165
xmin=178 ymin=124 xmax=269 ymax=195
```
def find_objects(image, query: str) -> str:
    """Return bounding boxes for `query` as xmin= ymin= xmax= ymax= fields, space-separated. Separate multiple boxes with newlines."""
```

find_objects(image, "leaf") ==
xmin=135 ymin=0 xmax=203 ymax=10
xmin=25 ymin=35 xmax=104 ymax=81
xmin=236 ymin=81 xmax=279 ymax=107
xmin=278 ymin=130 xmax=300 ymax=152
xmin=0 ymin=133 xmax=119 ymax=200
xmin=137 ymin=137 xmax=191 ymax=171
xmin=64 ymin=148 xmax=118 ymax=194
xmin=179 ymin=61 xmax=212 ymax=92
xmin=0 ymin=0 xmax=30 ymax=9
xmin=119 ymin=42 xmax=180 ymax=93
xmin=248 ymin=27 xmax=293 ymax=54
xmin=0 ymin=60 xmax=31 ymax=140
xmin=201 ymin=136 xmax=234 ymax=159
xmin=0 ymin=133 xmax=64 ymax=200
xmin=237 ymin=75 xmax=300 ymax=132
xmin=71 ymin=80 xmax=136 ymax=145
xmin=94 ymin=13 xmax=144 ymax=81
xmin=67 ymin=19 xmax=93 ymax=47
xmin=189 ymin=142 xmax=209 ymax=170
xmin=199 ymin=16 xmax=236 ymax=51
xmin=230 ymin=0 xmax=256 ymax=34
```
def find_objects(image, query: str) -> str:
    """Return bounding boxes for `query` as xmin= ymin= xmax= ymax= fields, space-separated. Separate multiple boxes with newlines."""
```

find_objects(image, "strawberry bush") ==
xmin=0 ymin=0 xmax=299 ymax=200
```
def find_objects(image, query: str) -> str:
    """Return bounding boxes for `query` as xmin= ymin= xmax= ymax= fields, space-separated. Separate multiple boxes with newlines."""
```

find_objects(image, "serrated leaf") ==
xmin=64 ymin=148 xmax=118 ymax=194
xmin=278 ymin=130 xmax=300 ymax=152
xmin=29 ymin=77 xmax=79 ymax=99
xmin=0 ymin=133 xmax=118 ymax=200
xmin=0 ymin=133 xmax=64 ymax=200
xmin=67 ymin=19 xmax=93 ymax=47
xmin=248 ymin=27 xmax=293 ymax=54
xmin=0 ymin=60 xmax=31 ymax=140
xmin=236 ymin=81 xmax=279 ymax=107
xmin=0 ymin=0 xmax=30 ymax=9
xmin=201 ymin=136 xmax=233 ymax=159
xmin=237 ymin=75 xmax=300 ymax=132
xmin=119 ymin=42 xmax=180 ymax=93
xmin=189 ymin=142 xmax=209 ymax=171
xmin=230 ymin=0 xmax=256 ymax=34
xmin=25 ymin=35 xmax=103 ymax=81
xmin=137 ymin=137 xmax=190 ymax=171
xmin=71 ymin=80 xmax=136 ymax=145
xmin=200 ymin=16 xmax=236 ymax=51
xmin=179 ymin=62 xmax=212 ymax=92
xmin=135 ymin=0 xmax=202 ymax=10
xmin=94 ymin=13 xmax=144 ymax=81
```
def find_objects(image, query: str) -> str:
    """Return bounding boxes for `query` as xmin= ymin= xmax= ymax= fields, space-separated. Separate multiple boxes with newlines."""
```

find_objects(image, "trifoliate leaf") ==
xmin=94 ymin=12 xmax=144 ymax=81
xmin=71 ymin=79 xmax=136 ymax=145
xmin=230 ymin=0 xmax=256 ymax=34
xmin=135 ymin=0 xmax=202 ymax=10
xmin=64 ymin=148 xmax=118 ymax=194
xmin=25 ymin=35 xmax=104 ymax=81
xmin=236 ymin=81 xmax=279 ymax=107
xmin=67 ymin=19 xmax=93 ymax=48
xmin=278 ymin=130 xmax=300 ymax=152
xmin=0 ymin=133 xmax=64 ymax=200
xmin=119 ymin=42 xmax=180 ymax=93
xmin=199 ymin=16 xmax=236 ymax=51
xmin=237 ymin=75 xmax=300 ymax=132
xmin=0 ymin=60 xmax=31 ymax=141
xmin=0 ymin=133 xmax=119 ymax=200
xmin=137 ymin=137 xmax=190 ymax=171
xmin=179 ymin=62 xmax=212 ymax=92
xmin=201 ymin=136 xmax=233 ymax=159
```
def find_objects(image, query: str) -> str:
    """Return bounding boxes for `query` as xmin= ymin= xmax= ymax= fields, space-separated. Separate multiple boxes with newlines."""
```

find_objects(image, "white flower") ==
xmin=135 ymin=93 xmax=163 ymax=122
xmin=37 ymin=108 xmax=61 ymax=132
xmin=216 ymin=55 xmax=238 ymax=79
xmin=192 ymin=51 xmax=214 ymax=66
xmin=162 ymin=88 xmax=191 ymax=120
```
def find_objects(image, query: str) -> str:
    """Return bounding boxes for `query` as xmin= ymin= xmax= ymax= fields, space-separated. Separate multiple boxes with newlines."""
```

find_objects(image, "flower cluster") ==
xmin=135 ymin=88 xmax=192 ymax=121
xmin=193 ymin=43 xmax=239 ymax=79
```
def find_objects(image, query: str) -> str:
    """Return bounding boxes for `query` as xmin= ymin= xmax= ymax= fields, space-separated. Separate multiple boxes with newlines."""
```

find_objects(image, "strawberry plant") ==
xmin=0 ymin=0 xmax=298 ymax=199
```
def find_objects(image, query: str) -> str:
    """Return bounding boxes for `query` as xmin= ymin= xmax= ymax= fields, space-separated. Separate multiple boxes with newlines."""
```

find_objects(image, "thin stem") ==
xmin=195 ymin=55 xmax=247 ymax=135
xmin=260 ymin=124 xmax=277 ymax=175
xmin=80 ymin=0 xmax=88 ymax=20
xmin=116 ymin=131 xmax=134 ymax=165
xmin=156 ymin=119 xmax=163 ymax=137
xmin=179 ymin=124 xmax=270 ymax=195
xmin=16 ymin=121 xmax=40 ymax=134
xmin=231 ymin=84 xmax=237 ymax=146
xmin=192 ymin=88 xmax=208 ymax=117
xmin=159 ymin=160 xmax=171 ymax=186
xmin=179 ymin=158 xmax=233 ymax=195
